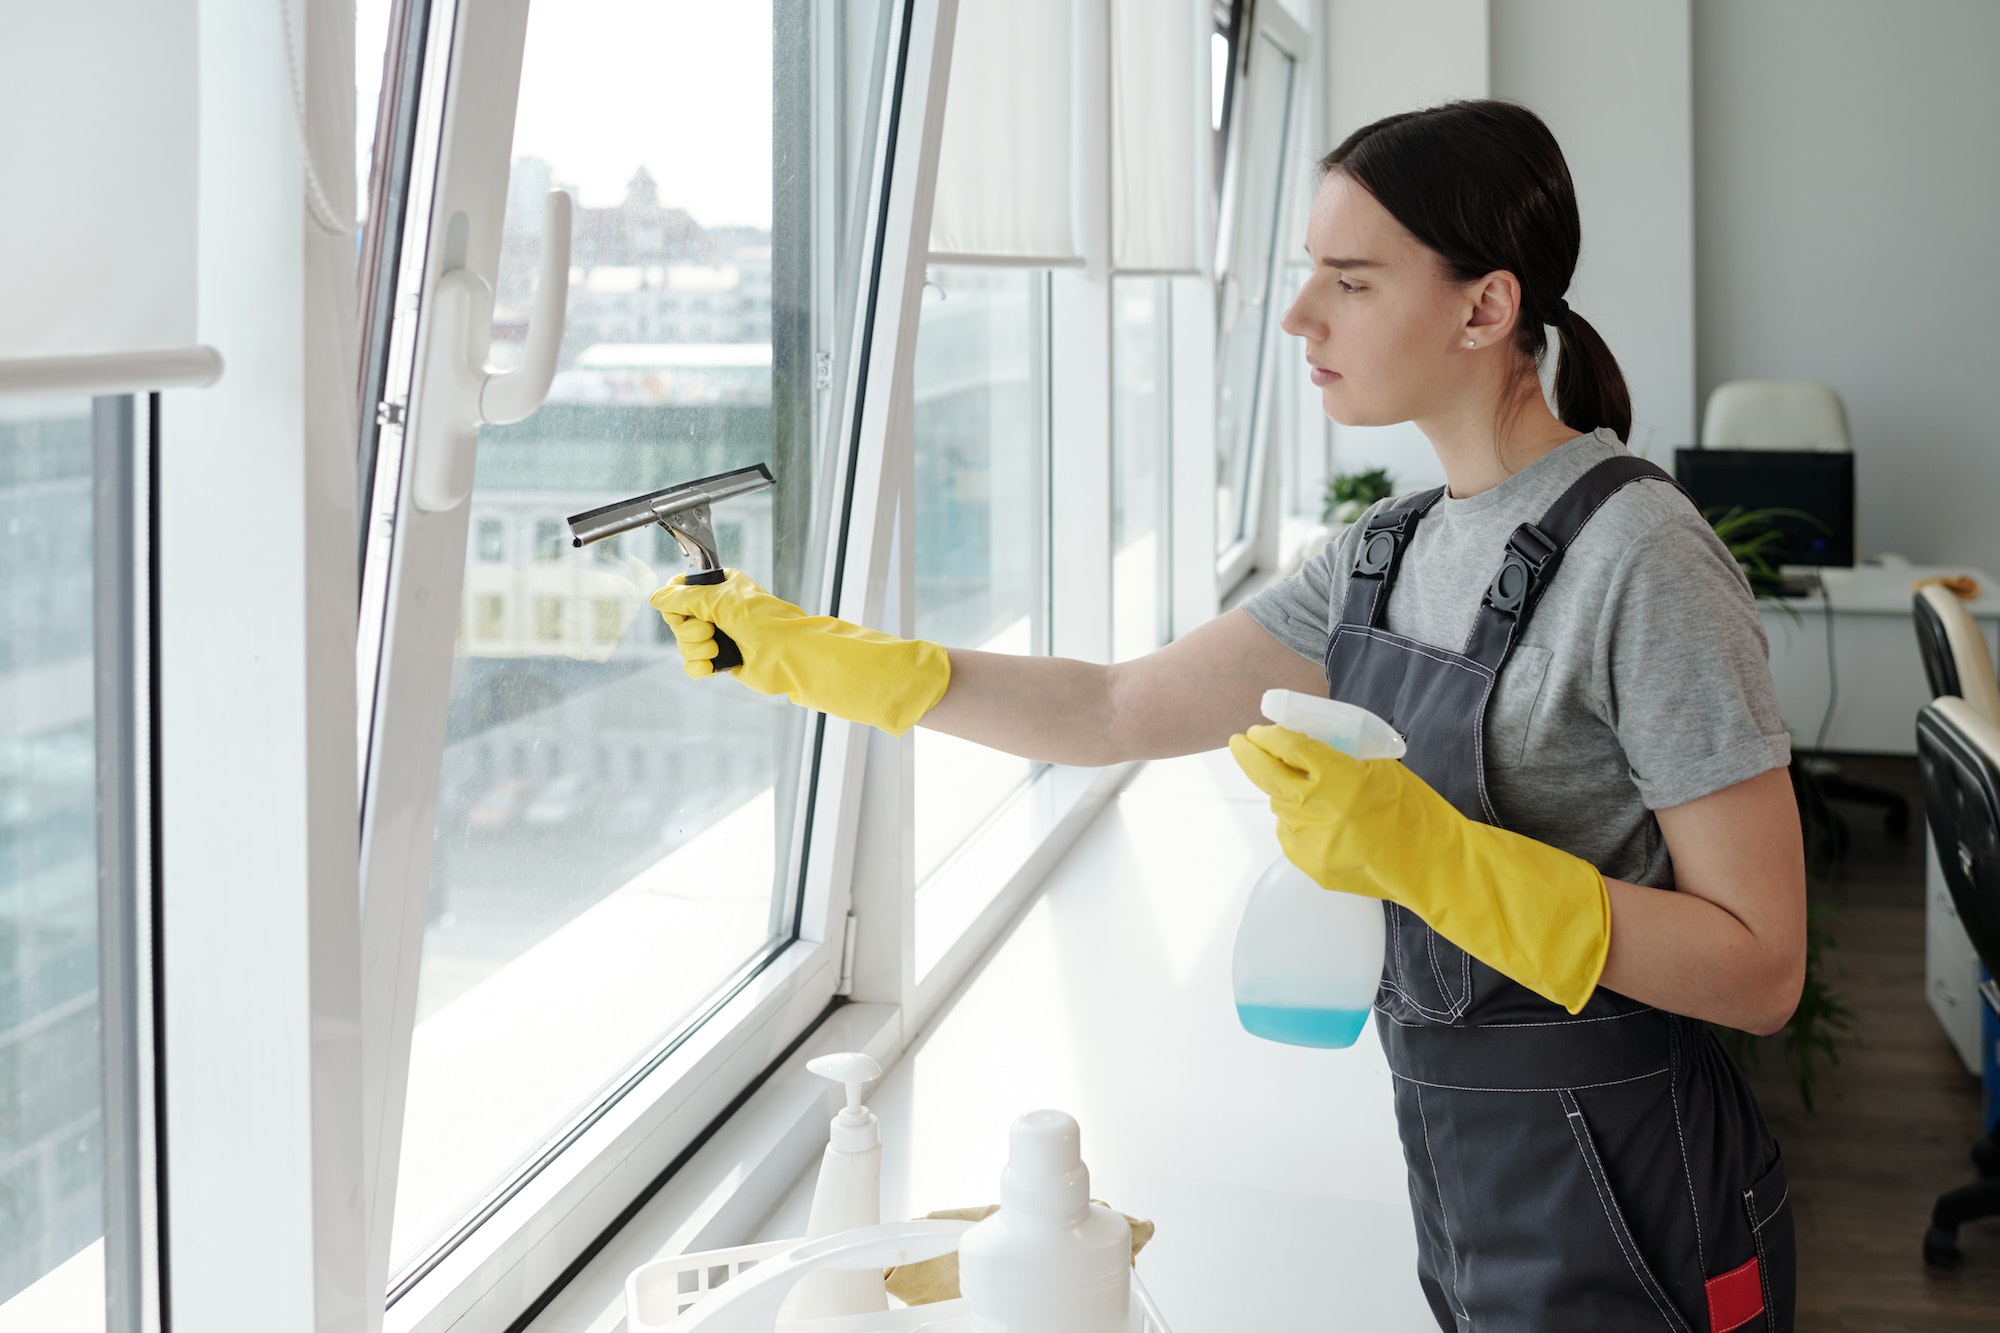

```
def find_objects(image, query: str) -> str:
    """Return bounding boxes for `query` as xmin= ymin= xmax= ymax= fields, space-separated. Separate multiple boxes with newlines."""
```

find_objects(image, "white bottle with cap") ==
xmin=1231 ymin=689 xmax=1404 ymax=1049
xmin=957 ymin=1109 xmax=1131 ymax=1333
xmin=784 ymin=1052 xmax=888 ymax=1320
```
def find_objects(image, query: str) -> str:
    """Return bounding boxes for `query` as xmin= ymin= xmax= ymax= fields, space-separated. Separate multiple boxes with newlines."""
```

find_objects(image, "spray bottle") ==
xmin=783 ymin=1052 xmax=888 ymax=1320
xmin=1231 ymin=689 xmax=1405 ymax=1048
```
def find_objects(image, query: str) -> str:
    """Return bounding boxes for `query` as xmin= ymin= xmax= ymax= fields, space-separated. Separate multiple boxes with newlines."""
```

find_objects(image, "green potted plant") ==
xmin=1323 ymin=467 xmax=1395 ymax=526
xmin=1703 ymin=504 xmax=1857 ymax=1110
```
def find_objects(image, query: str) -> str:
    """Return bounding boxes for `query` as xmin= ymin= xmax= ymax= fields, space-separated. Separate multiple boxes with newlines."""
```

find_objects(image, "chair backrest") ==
xmin=1917 ymin=697 xmax=2000 ymax=974
xmin=1915 ymin=585 xmax=2000 ymax=723
xmin=1700 ymin=380 xmax=1853 ymax=453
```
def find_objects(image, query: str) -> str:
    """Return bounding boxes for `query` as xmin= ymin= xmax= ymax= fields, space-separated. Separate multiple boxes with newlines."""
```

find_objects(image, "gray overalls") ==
xmin=1327 ymin=456 xmax=1795 ymax=1331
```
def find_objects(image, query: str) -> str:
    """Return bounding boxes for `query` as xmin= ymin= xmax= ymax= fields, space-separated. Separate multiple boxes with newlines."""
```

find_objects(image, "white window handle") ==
xmin=412 ymin=190 xmax=573 ymax=512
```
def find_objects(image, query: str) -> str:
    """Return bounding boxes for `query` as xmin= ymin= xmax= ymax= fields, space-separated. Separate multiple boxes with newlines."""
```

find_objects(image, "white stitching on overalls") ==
xmin=1563 ymin=1099 xmax=1691 ymax=1332
xmin=1413 ymin=1083 xmax=1471 ymax=1325
xmin=1751 ymin=1185 xmax=1787 ymax=1229
xmin=1392 ymin=1066 xmax=1668 ymax=1094
xmin=1666 ymin=1022 xmax=1707 ymax=1274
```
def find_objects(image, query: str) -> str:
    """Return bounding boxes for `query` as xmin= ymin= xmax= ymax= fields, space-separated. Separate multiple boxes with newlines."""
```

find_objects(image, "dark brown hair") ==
xmin=1321 ymin=99 xmax=1631 ymax=442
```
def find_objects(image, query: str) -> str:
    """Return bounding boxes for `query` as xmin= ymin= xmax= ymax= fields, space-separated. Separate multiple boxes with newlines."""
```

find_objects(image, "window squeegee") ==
xmin=566 ymin=463 xmax=775 ymax=671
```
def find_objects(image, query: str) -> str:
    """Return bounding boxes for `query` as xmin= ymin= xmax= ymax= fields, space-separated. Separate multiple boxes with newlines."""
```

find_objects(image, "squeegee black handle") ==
xmin=684 ymin=567 xmax=744 ymax=672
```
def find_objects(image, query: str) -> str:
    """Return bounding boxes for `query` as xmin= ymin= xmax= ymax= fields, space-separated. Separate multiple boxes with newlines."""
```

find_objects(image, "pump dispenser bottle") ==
xmin=1231 ymin=689 xmax=1403 ymax=1048
xmin=958 ymin=1110 xmax=1131 ymax=1333
xmin=785 ymin=1052 xmax=887 ymax=1320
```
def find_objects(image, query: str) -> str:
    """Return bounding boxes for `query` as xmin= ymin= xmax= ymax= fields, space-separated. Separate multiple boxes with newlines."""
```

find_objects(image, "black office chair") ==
xmin=1915 ymin=696 xmax=2000 ymax=1266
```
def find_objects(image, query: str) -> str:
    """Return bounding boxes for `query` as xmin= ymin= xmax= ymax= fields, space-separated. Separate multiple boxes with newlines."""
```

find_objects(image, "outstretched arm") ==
xmin=921 ymin=608 xmax=1329 ymax=766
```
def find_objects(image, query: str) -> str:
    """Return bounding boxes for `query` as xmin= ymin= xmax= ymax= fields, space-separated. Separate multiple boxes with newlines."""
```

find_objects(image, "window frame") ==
xmin=347 ymin=2 xmax=930 ymax=1329
xmin=1212 ymin=1 xmax=1313 ymax=600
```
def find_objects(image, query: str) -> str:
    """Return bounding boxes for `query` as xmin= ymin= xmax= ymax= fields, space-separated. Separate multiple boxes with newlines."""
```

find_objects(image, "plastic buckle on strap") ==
xmin=1483 ymin=522 xmax=1559 ymax=617
xmin=1354 ymin=509 xmax=1415 ymax=578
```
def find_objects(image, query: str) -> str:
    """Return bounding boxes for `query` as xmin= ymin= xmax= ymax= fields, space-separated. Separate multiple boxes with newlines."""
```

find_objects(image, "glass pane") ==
xmin=0 ymin=396 xmax=105 ymax=1314
xmin=1276 ymin=257 xmax=1325 ymax=523
xmin=1112 ymin=277 xmax=1170 ymax=662
xmin=1215 ymin=37 xmax=1296 ymax=553
xmin=355 ymin=0 xmax=398 ymax=236
xmin=392 ymin=0 xmax=817 ymax=1270
xmin=911 ymin=267 xmax=1048 ymax=883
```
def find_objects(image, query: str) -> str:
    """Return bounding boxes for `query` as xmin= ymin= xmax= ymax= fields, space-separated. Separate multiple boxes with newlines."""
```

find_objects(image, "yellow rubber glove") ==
xmin=649 ymin=570 xmax=950 ymax=737
xmin=1228 ymin=723 xmax=1611 ymax=1014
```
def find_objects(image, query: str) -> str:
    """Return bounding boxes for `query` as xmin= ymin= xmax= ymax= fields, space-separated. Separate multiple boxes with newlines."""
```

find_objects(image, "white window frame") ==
xmin=1213 ymin=1 xmax=1313 ymax=600
xmin=344 ymin=3 xmax=937 ymax=1331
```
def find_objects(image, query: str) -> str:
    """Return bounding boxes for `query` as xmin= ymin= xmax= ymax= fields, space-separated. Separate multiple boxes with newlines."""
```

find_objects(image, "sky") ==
xmin=357 ymin=0 xmax=774 ymax=230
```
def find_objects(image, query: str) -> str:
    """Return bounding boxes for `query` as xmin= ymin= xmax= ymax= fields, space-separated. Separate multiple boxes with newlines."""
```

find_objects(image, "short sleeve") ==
xmin=1240 ymin=500 xmax=1383 ymax=663
xmin=1593 ymin=510 xmax=1792 ymax=809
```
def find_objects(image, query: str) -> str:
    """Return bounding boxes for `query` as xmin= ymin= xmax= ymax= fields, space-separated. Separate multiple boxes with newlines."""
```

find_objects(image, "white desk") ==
xmin=1760 ymin=565 xmax=2000 ymax=755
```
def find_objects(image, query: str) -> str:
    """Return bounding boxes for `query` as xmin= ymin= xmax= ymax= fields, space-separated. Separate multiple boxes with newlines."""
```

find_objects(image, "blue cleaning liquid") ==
xmin=1235 ymin=1003 xmax=1371 ymax=1049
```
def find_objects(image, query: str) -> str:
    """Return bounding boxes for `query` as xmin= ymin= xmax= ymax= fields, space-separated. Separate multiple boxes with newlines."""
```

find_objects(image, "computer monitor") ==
xmin=1672 ymin=448 xmax=1855 ymax=568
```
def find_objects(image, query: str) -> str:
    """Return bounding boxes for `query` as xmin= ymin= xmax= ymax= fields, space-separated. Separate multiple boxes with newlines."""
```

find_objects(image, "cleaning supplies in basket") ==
xmin=1231 ymin=689 xmax=1403 ymax=1048
xmin=785 ymin=1053 xmax=888 ymax=1319
xmin=627 ymin=1108 xmax=1168 ymax=1333
xmin=956 ymin=1110 xmax=1133 ymax=1333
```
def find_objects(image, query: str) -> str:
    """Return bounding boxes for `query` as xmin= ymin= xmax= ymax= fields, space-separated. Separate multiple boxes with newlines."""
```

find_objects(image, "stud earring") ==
xmin=1465 ymin=339 xmax=1476 ymax=348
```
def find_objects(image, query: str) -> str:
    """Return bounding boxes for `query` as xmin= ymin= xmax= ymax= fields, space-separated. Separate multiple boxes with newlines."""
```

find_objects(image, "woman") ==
xmin=655 ymin=100 xmax=1803 ymax=1331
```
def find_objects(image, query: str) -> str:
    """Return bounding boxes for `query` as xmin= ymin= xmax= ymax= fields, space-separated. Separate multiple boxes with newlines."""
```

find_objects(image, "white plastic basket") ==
xmin=627 ymin=1231 xmax=1174 ymax=1333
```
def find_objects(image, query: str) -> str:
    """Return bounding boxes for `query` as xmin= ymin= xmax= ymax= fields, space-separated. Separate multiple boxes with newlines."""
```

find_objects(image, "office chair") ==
xmin=1916 ymin=696 xmax=2000 ymax=1267
xmin=1703 ymin=379 xmax=1909 ymax=836
xmin=1914 ymin=583 xmax=2000 ymax=725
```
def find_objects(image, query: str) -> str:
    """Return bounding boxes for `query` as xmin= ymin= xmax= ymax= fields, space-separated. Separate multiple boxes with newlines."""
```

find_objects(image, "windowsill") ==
xmin=915 ymin=759 xmax=1134 ymax=988
xmin=524 ymin=749 xmax=1431 ymax=1331
xmin=518 ymin=1001 xmax=905 ymax=1333
xmin=760 ymin=747 xmax=1430 ymax=1328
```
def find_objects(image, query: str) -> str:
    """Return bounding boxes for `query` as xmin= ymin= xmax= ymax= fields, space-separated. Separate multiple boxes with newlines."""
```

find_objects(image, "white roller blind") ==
xmin=929 ymin=0 xmax=1208 ymax=273
xmin=0 ymin=2 xmax=203 ymax=381
xmin=1112 ymin=0 xmax=1206 ymax=272
xmin=930 ymin=0 xmax=1079 ymax=265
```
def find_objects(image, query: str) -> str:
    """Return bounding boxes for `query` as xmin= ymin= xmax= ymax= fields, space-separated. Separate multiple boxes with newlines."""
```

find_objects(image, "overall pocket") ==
xmin=1558 ymin=1088 xmax=1696 ymax=1332
xmin=1739 ymin=1149 xmax=1795 ymax=1331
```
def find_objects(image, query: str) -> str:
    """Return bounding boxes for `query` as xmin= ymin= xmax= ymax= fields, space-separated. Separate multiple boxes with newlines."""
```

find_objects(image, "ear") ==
xmin=1462 ymin=270 xmax=1524 ymax=343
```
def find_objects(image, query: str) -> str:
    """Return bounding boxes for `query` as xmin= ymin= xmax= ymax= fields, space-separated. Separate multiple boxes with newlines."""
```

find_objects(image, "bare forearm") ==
xmin=1599 ymin=875 xmax=1804 ymax=1036
xmin=920 ymin=649 xmax=1126 ymax=765
xmin=917 ymin=609 xmax=1328 ymax=766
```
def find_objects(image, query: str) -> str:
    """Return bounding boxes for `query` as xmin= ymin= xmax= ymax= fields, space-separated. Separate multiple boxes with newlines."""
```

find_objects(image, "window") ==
xmin=0 ymin=395 xmax=150 ymax=1326
xmin=1112 ymin=277 xmax=1172 ymax=661
xmin=910 ymin=267 xmax=1051 ymax=885
xmin=476 ymin=517 xmax=506 ymax=561
xmin=533 ymin=518 xmax=564 ymax=562
xmin=1215 ymin=32 xmax=1297 ymax=567
xmin=356 ymin=0 xmax=889 ymax=1299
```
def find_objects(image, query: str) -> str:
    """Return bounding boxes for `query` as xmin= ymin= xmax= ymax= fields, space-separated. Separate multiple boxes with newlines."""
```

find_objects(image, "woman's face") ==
xmin=1279 ymin=171 xmax=1491 ymax=428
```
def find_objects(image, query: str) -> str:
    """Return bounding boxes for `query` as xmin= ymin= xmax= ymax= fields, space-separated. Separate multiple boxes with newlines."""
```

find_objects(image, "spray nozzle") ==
xmin=807 ymin=1052 xmax=881 ymax=1126
xmin=1260 ymin=689 xmax=1406 ymax=760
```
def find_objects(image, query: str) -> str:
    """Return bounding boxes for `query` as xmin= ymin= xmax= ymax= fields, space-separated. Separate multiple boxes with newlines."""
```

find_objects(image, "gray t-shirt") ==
xmin=1243 ymin=427 xmax=1791 ymax=892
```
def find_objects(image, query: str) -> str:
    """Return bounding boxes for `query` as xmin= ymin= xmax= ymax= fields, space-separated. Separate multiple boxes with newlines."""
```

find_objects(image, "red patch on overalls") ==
xmin=1705 ymin=1255 xmax=1764 ymax=1332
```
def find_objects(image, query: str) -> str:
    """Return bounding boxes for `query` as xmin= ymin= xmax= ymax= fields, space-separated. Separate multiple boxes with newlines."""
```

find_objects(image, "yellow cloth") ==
xmin=649 ymin=570 xmax=950 ymax=737
xmin=1229 ymin=723 xmax=1612 ymax=1014
xmin=882 ymin=1204 xmax=1155 ymax=1306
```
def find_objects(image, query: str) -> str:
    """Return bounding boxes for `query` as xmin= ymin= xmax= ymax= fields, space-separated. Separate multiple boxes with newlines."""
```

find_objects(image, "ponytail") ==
xmin=1552 ymin=309 xmax=1631 ymax=442
xmin=1323 ymin=100 xmax=1634 ymax=441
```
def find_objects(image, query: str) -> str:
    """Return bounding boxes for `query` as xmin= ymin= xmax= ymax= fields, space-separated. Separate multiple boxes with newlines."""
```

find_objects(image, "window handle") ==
xmin=481 ymin=189 xmax=573 ymax=424
xmin=412 ymin=190 xmax=573 ymax=512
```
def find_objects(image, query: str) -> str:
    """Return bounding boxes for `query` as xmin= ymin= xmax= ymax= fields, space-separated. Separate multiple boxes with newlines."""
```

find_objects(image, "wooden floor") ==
xmin=1741 ymin=756 xmax=2000 ymax=1329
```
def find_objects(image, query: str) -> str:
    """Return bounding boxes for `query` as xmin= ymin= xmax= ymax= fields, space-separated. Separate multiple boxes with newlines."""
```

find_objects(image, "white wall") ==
xmin=1692 ymin=0 xmax=2000 ymax=571
xmin=1321 ymin=0 xmax=1490 ymax=493
xmin=1492 ymin=0 xmax=1696 ymax=463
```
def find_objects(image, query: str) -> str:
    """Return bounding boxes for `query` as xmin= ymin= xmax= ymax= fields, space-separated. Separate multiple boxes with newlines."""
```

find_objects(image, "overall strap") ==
xmin=1463 ymin=455 xmax=1684 ymax=670
xmin=1337 ymin=486 xmax=1448 ymax=630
